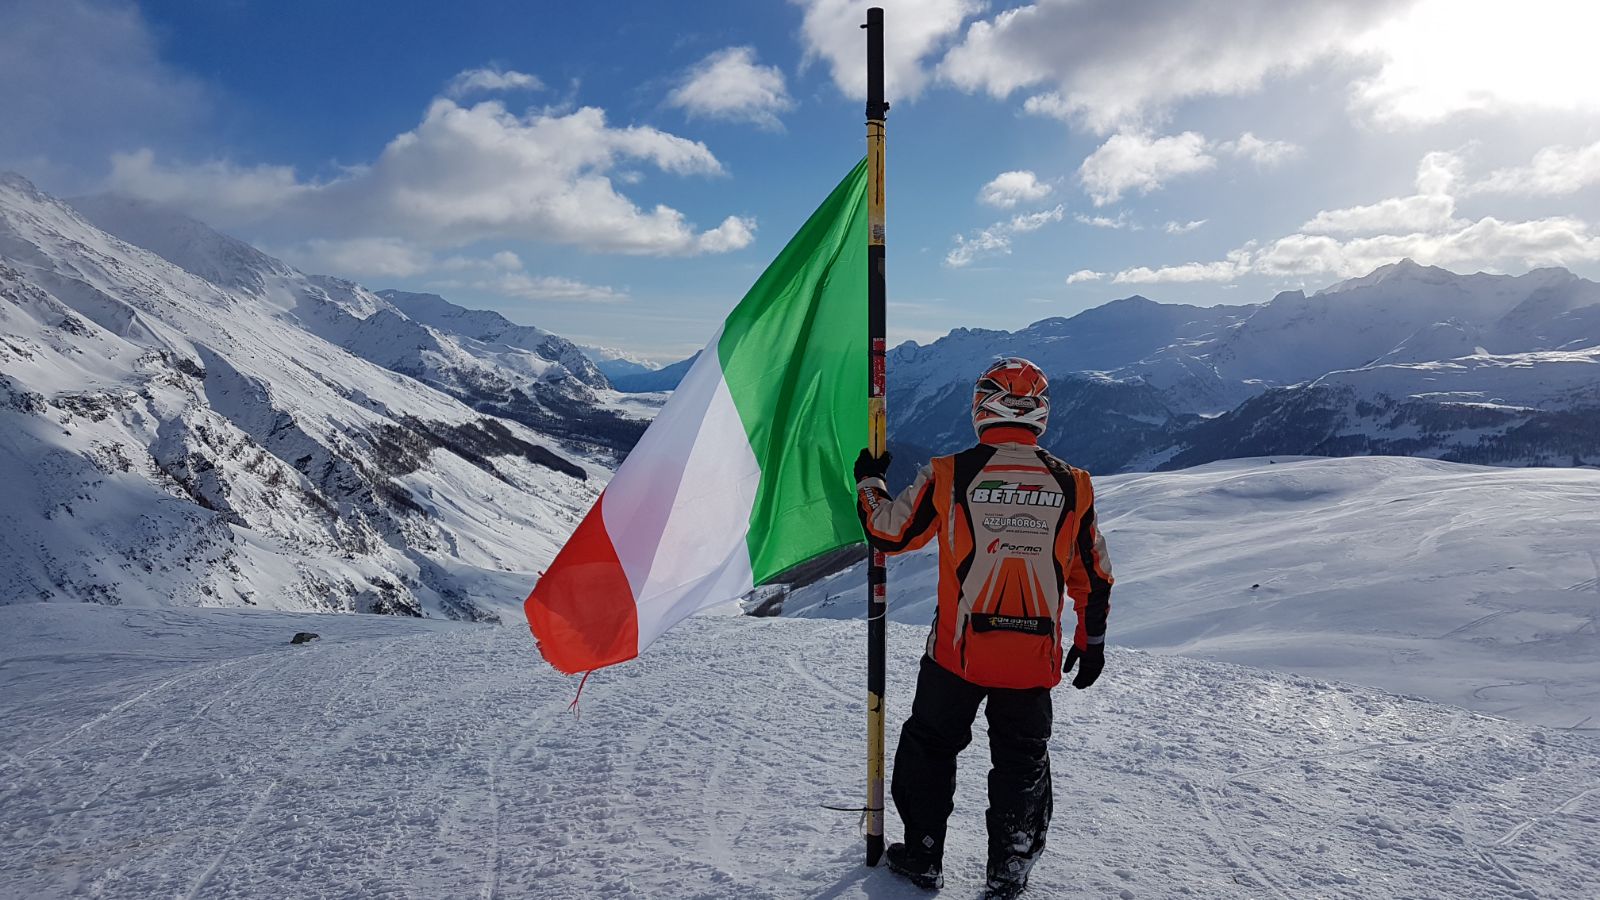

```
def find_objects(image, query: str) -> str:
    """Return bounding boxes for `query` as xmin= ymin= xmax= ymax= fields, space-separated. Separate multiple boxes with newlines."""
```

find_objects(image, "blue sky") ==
xmin=4 ymin=0 xmax=1599 ymax=362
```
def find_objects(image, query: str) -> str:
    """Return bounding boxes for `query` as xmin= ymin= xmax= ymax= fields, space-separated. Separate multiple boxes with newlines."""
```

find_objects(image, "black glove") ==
xmin=854 ymin=448 xmax=891 ymax=483
xmin=1063 ymin=643 xmax=1104 ymax=689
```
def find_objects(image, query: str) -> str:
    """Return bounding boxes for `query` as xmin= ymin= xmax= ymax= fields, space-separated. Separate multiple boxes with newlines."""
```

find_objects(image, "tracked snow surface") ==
xmin=2 ymin=456 xmax=1598 ymax=898
xmin=3 ymin=604 xmax=1598 ymax=900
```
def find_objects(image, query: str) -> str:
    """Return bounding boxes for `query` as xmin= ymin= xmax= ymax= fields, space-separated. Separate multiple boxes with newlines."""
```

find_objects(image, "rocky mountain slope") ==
xmin=0 ymin=173 xmax=625 ymax=619
xmin=68 ymin=195 xmax=646 ymax=461
xmin=874 ymin=261 xmax=1600 ymax=472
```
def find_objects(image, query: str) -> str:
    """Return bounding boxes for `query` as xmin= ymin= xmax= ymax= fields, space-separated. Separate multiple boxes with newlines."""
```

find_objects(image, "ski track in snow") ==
xmin=1 ymin=605 xmax=1598 ymax=899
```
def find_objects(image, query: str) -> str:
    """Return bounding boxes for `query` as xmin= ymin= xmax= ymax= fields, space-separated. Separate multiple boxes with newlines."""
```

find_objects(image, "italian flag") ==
xmin=525 ymin=160 xmax=869 ymax=674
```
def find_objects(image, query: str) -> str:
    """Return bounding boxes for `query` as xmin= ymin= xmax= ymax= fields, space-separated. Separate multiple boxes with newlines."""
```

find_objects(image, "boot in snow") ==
xmin=983 ymin=851 xmax=1039 ymax=899
xmin=885 ymin=841 xmax=944 ymax=890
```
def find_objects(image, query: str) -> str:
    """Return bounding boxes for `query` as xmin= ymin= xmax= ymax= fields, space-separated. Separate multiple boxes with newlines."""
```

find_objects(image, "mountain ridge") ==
xmin=618 ymin=257 xmax=1600 ymax=473
xmin=0 ymin=173 xmax=620 ymax=618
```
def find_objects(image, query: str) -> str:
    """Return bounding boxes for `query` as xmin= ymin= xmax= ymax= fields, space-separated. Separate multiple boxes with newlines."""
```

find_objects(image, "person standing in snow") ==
xmin=854 ymin=357 xmax=1113 ymax=899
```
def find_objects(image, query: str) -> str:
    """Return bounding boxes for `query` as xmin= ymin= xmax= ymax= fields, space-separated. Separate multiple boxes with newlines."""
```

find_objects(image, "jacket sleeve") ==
xmin=856 ymin=463 xmax=940 ymax=555
xmin=1065 ymin=470 xmax=1113 ymax=648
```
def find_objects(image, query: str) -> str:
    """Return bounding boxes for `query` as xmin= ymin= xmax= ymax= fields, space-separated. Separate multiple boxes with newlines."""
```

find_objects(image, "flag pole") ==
xmin=863 ymin=5 xmax=889 ymax=869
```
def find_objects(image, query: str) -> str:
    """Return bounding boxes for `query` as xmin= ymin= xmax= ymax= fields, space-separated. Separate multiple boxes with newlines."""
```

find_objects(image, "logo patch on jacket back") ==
xmin=971 ymin=480 xmax=1064 ymax=508
xmin=971 ymin=614 xmax=1052 ymax=635
xmin=986 ymin=539 xmax=1042 ymax=556
xmin=982 ymin=513 xmax=1049 ymax=533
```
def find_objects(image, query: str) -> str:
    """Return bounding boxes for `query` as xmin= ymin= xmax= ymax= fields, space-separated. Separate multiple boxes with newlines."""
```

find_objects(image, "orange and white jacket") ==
xmin=856 ymin=427 xmax=1113 ymax=690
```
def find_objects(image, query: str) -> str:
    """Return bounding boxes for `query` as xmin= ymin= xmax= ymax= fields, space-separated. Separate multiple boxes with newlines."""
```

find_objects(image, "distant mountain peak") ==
xmin=1321 ymin=258 xmax=1463 ymax=295
xmin=0 ymin=171 xmax=42 ymax=194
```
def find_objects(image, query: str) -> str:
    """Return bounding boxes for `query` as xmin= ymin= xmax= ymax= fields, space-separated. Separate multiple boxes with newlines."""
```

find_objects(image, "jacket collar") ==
xmin=978 ymin=425 xmax=1040 ymax=446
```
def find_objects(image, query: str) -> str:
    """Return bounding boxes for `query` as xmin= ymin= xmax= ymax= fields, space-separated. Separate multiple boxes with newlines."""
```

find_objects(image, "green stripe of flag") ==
xmin=716 ymin=158 xmax=869 ymax=584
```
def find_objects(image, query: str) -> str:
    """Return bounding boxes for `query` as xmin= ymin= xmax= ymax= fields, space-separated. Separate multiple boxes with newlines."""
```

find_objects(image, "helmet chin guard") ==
xmin=972 ymin=357 xmax=1049 ymax=438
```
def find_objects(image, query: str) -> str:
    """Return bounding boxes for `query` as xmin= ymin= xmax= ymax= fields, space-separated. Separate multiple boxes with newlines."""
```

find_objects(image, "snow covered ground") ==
xmin=2 ymin=604 xmax=1597 ymax=899
xmin=787 ymin=456 xmax=1600 ymax=732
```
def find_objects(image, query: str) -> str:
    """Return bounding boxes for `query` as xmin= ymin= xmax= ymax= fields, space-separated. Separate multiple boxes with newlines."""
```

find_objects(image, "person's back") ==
xmin=854 ymin=357 xmax=1113 ymax=899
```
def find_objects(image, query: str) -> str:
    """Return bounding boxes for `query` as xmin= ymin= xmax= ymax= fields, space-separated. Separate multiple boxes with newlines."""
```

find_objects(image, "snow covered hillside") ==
xmin=867 ymin=260 xmax=1600 ymax=473
xmin=3 ymin=604 xmax=1597 ymax=899
xmin=68 ymin=195 xmax=647 ymax=460
xmin=0 ymin=173 xmax=619 ymax=619
xmin=786 ymin=456 xmax=1600 ymax=730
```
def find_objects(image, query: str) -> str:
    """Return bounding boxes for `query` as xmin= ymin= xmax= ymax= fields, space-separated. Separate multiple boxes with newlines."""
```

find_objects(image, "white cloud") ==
xmin=1075 ymin=211 xmax=1139 ymax=230
xmin=283 ymin=237 xmax=439 ymax=279
xmin=944 ymin=228 xmax=1009 ymax=268
xmin=281 ymin=239 xmax=533 ymax=280
xmin=108 ymin=150 xmax=314 ymax=218
xmin=667 ymin=47 xmax=794 ymax=130
xmin=1065 ymin=269 xmax=1104 ymax=284
xmin=1472 ymin=140 xmax=1600 ymax=197
xmin=437 ymin=272 xmax=629 ymax=303
xmin=108 ymin=99 xmax=753 ymax=257
xmin=979 ymin=170 xmax=1053 ymax=209
xmin=1106 ymin=151 xmax=1600 ymax=284
xmin=792 ymin=0 xmax=981 ymax=101
xmin=1219 ymin=132 xmax=1301 ymax=166
xmin=1411 ymin=150 xmax=1463 ymax=196
xmin=1252 ymin=217 xmax=1600 ymax=278
xmin=1009 ymin=206 xmax=1066 ymax=234
xmin=945 ymin=204 xmax=1065 ymax=267
xmin=487 ymin=250 xmax=523 ymax=270
xmin=1164 ymin=219 xmax=1207 ymax=234
xmin=691 ymin=215 xmax=758 ymax=253
xmin=1301 ymin=195 xmax=1459 ymax=237
xmin=279 ymin=239 xmax=625 ymax=302
xmin=1352 ymin=0 xmax=1600 ymax=125
xmin=1301 ymin=151 xmax=1462 ymax=235
xmin=1078 ymin=131 xmax=1215 ymax=206
xmin=1075 ymin=130 xmax=1301 ymax=206
xmin=444 ymin=66 xmax=544 ymax=99
xmin=940 ymin=0 xmax=1403 ymax=132
xmin=1114 ymin=253 xmax=1250 ymax=284
xmin=0 ymin=0 xmax=210 ymax=179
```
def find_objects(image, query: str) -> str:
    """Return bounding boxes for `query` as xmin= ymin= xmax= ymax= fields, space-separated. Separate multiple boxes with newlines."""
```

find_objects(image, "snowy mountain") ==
xmin=610 ymin=351 xmax=699 ymax=393
xmin=3 ymin=602 xmax=1596 ymax=898
xmin=784 ymin=456 xmax=1600 ymax=730
xmin=881 ymin=260 xmax=1600 ymax=472
xmin=580 ymin=342 xmax=663 ymax=380
xmin=67 ymin=195 xmax=647 ymax=461
xmin=0 ymin=173 xmax=617 ymax=619
xmin=370 ymin=288 xmax=611 ymax=389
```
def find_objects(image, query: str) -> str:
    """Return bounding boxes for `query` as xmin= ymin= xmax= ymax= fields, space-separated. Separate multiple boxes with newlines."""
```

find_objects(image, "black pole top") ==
xmin=864 ymin=7 xmax=889 ymax=120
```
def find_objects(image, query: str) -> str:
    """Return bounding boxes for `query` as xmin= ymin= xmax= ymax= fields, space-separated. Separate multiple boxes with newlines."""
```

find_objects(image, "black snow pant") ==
xmin=891 ymin=654 xmax=1053 ymax=867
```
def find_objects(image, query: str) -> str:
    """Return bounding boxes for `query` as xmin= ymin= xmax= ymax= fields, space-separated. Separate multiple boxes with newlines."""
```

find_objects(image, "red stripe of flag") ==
xmin=524 ymin=497 xmax=640 ymax=675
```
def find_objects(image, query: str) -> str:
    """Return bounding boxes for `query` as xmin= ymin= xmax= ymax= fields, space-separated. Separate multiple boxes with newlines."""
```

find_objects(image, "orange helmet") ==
xmin=972 ymin=357 xmax=1049 ymax=437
